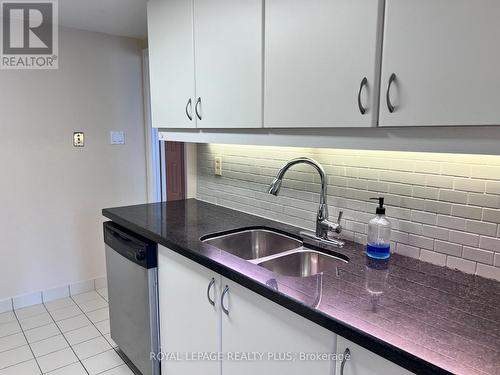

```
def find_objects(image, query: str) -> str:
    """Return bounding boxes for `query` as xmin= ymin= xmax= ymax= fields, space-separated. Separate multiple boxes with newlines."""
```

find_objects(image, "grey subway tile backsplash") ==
xmin=446 ymin=256 xmax=476 ymax=275
xmin=197 ymin=144 xmax=500 ymax=281
xmin=434 ymin=240 xmax=462 ymax=257
xmin=420 ymin=249 xmax=447 ymax=267
xmin=462 ymin=247 xmax=494 ymax=265
xmin=495 ymin=253 xmax=500 ymax=267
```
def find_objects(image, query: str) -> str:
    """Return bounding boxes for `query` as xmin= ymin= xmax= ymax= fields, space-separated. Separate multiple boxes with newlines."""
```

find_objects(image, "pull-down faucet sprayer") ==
xmin=268 ymin=157 xmax=344 ymax=248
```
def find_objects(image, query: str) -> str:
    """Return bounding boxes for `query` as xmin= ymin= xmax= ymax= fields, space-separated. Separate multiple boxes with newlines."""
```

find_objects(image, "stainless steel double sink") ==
xmin=201 ymin=228 xmax=348 ymax=278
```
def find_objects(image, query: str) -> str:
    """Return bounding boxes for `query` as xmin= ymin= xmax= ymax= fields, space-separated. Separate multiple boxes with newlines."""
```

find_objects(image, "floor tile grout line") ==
xmin=0 ymin=357 xmax=36 ymax=372
xmin=0 ymin=328 xmax=25 ymax=341
xmin=25 ymin=328 xmax=61 ymax=345
xmin=75 ymin=346 xmax=116 ymax=362
xmin=4 ymin=290 xmax=112 ymax=374
xmin=64 ymin=331 xmax=104 ymax=349
xmin=80 ymin=347 xmax=118 ymax=362
xmin=15 ymin=312 xmax=51 ymax=324
xmin=0 ymin=340 xmax=27 ymax=355
xmin=45 ymin=298 xmax=79 ymax=312
xmin=9 ymin=304 xmax=75 ymax=339
xmin=69 ymin=293 xmax=120 ymax=374
xmin=26 ymin=332 xmax=61 ymax=346
xmin=69 ymin=293 xmax=133 ymax=374
xmin=17 ymin=320 xmax=59 ymax=343
xmin=39 ymin=359 xmax=81 ymax=375
xmin=42 ymin=299 xmax=91 ymax=375
xmin=70 ymin=297 xmax=109 ymax=336
xmin=69 ymin=295 xmax=109 ymax=336
xmin=4 ymin=305 xmax=104 ymax=337
xmin=25 ymin=317 xmax=98 ymax=343
xmin=29 ymin=346 xmax=71 ymax=363
xmin=6 ymin=291 xmax=122 ymax=375
xmin=94 ymin=361 xmax=127 ymax=375
xmin=113 ymin=348 xmax=141 ymax=375
xmin=102 ymin=334 xmax=118 ymax=350
xmin=18 ymin=316 xmax=55 ymax=333
xmin=12 ymin=306 xmax=44 ymax=374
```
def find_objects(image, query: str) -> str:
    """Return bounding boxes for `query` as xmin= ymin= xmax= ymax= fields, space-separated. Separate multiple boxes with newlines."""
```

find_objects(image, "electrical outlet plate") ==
xmin=215 ymin=156 xmax=222 ymax=176
xmin=73 ymin=132 xmax=84 ymax=147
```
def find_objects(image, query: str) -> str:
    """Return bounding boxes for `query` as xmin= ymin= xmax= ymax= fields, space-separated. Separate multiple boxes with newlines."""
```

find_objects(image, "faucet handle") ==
xmin=337 ymin=211 xmax=343 ymax=224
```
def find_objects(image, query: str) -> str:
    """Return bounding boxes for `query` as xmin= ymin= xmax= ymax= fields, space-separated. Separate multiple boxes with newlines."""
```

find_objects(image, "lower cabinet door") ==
xmin=336 ymin=335 xmax=413 ymax=375
xmin=158 ymin=246 xmax=221 ymax=375
xmin=221 ymin=278 xmax=335 ymax=375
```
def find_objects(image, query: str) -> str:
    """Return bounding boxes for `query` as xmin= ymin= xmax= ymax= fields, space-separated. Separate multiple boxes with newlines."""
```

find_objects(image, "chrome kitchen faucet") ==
xmin=268 ymin=157 xmax=344 ymax=248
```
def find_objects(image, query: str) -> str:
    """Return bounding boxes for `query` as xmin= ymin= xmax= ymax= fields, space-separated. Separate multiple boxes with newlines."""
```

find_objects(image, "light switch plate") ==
xmin=73 ymin=132 xmax=84 ymax=147
xmin=110 ymin=131 xmax=125 ymax=145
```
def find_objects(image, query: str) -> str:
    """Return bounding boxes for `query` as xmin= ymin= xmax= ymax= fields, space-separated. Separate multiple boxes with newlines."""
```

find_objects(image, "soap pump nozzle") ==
xmin=370 ymin=197 xmax=386 ymax=215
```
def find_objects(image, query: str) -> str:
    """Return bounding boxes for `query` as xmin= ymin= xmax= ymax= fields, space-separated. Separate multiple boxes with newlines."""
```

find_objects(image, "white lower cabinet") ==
xmin=159 ymin=246 xmax=334 ymax=374
xmin=158 ymin=246 xmax=221 ymax=375
xmin=220 ymin=278 xmax=335 ymax=375
xmin=336 ymin=335 xmax=413 ymax=375
xmin=159 ymin=246 xmax=411 ymax=375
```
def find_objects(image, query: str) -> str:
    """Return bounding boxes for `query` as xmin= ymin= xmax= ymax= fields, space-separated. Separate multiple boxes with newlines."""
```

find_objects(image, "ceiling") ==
xmin=59 ymin=0 xmax=148 ymax=39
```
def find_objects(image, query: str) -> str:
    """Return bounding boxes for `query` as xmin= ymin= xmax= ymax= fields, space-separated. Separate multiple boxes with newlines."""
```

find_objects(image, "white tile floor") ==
xmin=0 ymin=288 xmax=137 ymax=375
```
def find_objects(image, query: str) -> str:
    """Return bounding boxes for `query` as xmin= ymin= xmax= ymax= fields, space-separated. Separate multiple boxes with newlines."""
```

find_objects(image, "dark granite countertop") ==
xmin=102 ymin=199 xmax=500 ymax=375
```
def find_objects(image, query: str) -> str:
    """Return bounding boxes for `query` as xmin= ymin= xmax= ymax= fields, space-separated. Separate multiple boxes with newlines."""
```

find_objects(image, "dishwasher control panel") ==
xmin=103 ymin=222 xmax=157 ymax=269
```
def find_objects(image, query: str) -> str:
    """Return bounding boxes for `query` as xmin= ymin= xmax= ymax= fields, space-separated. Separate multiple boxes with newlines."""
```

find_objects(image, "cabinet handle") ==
xmin=221 ymin=285 xmax=230 ymax=315
xmin=340 ymin=348 xmax=350 ymax=375
xmin=386 ymin=73 xmax=397 ymax=113
xmin=185 ymin=98 xmax=193 ymax=121
xmin=195 ymin=97 xmax=202 ymax=120
xmin=207 ymin=278 xmax=216 ymax=306
xmin=358 ymin=77 xmax=368 ymax=115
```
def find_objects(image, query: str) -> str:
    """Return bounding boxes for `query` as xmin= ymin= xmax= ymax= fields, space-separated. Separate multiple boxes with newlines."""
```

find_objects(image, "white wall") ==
xmin=0 ymin=27 xmax=147 ymax=299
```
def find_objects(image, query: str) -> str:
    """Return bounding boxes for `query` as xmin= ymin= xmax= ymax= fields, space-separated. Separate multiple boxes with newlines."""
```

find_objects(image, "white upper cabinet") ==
xmin=147 ymin=0 xmax=500 ymax=131
xmin=264 ymin=0 xmax=383 ymax=128
xmin=194 ymin=0 xmax=263 ymax=128
xmin=147 ymin=0 xmax=196 ymax=128
xmin=380 ymin=0 xmax=500 ymax=127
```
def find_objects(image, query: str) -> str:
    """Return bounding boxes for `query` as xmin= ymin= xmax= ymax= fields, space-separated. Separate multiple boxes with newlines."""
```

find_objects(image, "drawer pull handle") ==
xmin=386 ymin=73 xmax=397 ymax=113
xmin=340 ymin=348 xmax=350 ymax=375
xmin=207 ymin=278 xmax=216 ymax=306
xmin=185 ymin=98 xmax=193 ymax=121
xmin=195 ymin=97 xmax=202 ymax=120
xmin=358 ymin=77 xmax=368 ymax=115
xmin=221 ymin=285 xmax=230 ymax=315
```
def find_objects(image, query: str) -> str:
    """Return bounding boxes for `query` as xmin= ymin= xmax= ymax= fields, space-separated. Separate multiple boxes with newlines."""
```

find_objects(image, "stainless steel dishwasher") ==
xmin=104 ymin=222 xmax=160 ymax=375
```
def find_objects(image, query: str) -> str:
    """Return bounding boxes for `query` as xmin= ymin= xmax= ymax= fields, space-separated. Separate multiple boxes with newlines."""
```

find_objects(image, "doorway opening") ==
xmin=159 ymin=141 xmax=186 ymax=201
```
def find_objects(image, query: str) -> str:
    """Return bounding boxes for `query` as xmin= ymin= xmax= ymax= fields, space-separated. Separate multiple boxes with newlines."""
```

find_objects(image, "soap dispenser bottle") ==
xmin=367 ymin=197 xmax=391 ymax=259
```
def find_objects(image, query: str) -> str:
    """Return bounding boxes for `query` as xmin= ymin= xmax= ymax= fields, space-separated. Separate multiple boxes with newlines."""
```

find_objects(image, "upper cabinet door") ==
xmin=380 ymin=0 xmax=500 ymax=127
xmin=147 ymin=0 xmax=196 ymax=128
xmin=264 ymin=0 xmax=383 ymax=128
xmin=194 ymin=0 xmax=263 ymax=128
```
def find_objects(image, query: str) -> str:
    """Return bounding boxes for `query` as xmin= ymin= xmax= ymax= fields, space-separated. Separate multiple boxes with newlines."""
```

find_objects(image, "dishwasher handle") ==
xmin=103 ymin=222 xmax=157 ymax=269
